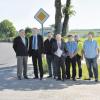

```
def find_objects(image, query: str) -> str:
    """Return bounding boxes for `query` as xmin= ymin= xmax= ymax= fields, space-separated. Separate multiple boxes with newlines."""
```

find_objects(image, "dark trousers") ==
xmin=46 ymin=54 xmax=54 ymax=76
xmin=76 ymin=54 xmax=82 ymax=78
xmin=54 ymin=55 xmax=66 ymax=79
xmin=65 ymin=56 xmax=76 ymax=79
xmin=32 ymin=50 xmax=43 ymax=78
xmin=85 ymin=57 xmax=98 ymax=79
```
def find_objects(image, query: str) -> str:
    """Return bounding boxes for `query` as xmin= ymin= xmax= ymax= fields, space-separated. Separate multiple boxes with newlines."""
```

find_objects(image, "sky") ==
xmin=0 ymin=0 xmax=100 ymax=30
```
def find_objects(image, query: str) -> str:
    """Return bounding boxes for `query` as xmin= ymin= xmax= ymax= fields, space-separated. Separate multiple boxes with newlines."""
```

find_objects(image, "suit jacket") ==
xmin=44 ymin=38 xmax=55 ymax=55
xmin=52 ymin=40 xmax=67 ymax=58
xmin=28 ymin=34 xmax=44 ymax=56
xmin=13 ymin=36 xmax=28 ymax=56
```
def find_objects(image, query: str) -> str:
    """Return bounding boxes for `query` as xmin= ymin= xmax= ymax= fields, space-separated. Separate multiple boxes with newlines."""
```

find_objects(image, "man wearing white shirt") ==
xmin=52 ymin=34 xmax=67 ymax=81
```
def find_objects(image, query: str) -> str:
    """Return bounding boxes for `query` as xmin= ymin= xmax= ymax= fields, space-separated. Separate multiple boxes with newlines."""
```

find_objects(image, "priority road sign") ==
xmin=34 ymin=8 xmax=49 ymax=24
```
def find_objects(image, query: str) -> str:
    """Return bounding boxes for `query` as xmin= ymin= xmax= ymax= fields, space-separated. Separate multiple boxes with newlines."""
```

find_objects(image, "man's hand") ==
xmin=69 ymin=53 xmax=74 ymax=59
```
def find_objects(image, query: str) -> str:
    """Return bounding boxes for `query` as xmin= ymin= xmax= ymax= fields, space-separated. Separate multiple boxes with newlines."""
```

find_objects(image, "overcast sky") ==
xmin=0 ymin=0 xmax=100 ymax=30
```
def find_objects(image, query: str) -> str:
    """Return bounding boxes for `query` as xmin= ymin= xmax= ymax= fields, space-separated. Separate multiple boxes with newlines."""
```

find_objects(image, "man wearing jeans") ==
xmin=83 ymin=32 xmax=99 ymax=82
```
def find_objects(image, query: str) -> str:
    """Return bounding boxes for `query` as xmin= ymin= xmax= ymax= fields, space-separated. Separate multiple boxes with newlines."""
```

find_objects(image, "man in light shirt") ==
xmin=52 ymin=34 xmax=67 ymax=81
xmin=83 ymin=32 xmax=99 ymax=82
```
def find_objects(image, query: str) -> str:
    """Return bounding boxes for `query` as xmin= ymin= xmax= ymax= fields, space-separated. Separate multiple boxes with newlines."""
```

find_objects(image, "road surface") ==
xmin=0 ymin=42 xmax=100 ymax=100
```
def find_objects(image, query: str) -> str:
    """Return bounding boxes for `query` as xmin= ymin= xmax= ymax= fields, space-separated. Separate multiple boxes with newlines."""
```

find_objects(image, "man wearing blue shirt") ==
xmin=28 ymin=28 xmax=44 ymax=80
xmin=83 ymin=32 xmax=99 ymax=82
xmin=65 ymin=35 xmax=77 ymax=81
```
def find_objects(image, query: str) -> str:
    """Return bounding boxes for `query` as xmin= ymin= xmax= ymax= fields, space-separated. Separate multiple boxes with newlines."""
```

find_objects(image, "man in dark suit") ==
xmin=13 ymin=29 xmax=28 ymax=80
xmin=44 ymin=32 xmax=55 ymax=78
xmin=28 ymin=28 xmax=44 ymax=80
xmin=52 ymin=34 xmax=66 ymax=81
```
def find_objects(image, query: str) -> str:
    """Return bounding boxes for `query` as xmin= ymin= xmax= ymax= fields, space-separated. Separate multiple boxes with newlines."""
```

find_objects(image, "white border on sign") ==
xmin=34 ymin=8 xmax=49 ymax=24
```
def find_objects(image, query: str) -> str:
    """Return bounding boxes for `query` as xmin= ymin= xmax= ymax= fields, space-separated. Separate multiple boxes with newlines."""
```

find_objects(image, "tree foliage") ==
xmin=0 ymin=19 xmax=16 ymax=37
xmin=25 ymin=27 xmax=32 ymax=37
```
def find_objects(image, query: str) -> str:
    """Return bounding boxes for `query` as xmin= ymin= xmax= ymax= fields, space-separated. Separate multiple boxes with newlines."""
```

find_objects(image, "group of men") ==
xmin=13 ymin=29 xmax=99 ymax=82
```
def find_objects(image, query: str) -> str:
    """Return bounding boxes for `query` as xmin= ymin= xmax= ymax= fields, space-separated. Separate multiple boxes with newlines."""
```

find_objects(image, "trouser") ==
xmin=32 ymin=50 xmax=43 ymax=78
xmin=46 ymin=54 xmax=54 ymax=76
xmin=85 ymin=57 xmax=98 ymax=79
xmin=76 ymin=54 xmax=82 ymax=78
xmin=54 ymin=55 xmax=66 ymax=79
xmin=65 ymin=56 xmax=76 ymax=79
xmin=17 ymin=56 xmax=28 ymax=78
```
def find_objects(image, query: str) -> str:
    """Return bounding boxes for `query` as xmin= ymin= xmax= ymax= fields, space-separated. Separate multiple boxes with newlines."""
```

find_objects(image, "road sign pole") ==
xmin=41 ymin=24 xmax=44 ymax=37
xmin=34 ymin=8 xmax=49 ymax=38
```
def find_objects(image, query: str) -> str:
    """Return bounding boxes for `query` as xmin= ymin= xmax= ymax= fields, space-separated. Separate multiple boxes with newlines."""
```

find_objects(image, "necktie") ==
xmin=34 ymin=36 xmax=36 ymax=49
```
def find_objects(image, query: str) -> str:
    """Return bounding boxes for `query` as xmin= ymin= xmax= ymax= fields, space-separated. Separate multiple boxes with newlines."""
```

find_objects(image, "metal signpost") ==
xmin=34 ymin=8 xmax=49 ymax=37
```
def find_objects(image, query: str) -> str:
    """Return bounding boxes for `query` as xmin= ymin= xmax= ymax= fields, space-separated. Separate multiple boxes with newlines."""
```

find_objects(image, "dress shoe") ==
xmin=56 ymin=78 xmax=61 ymax=81
xmin=95 ymin=79 xmax=98 ymax=82
xmin=33 ymin=77 xmax=39 ymax=79
xmin=73 ymin=78 xmax=76 ymax=81
xmin=40 ymin=77 xmax=43 ymax=80
xmin=47 ymin=75 xmax=52 ymax=78
xmin=18 ymin=77 xmax=22 ymax=80
xmin=24 ymin=76 xmax=29 ymax=79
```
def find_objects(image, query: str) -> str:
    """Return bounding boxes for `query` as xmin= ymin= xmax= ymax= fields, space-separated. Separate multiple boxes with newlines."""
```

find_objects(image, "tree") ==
xmin=55 ymin=0 xmax=75 ymax=36
xmin=62 ymin=0 xmax=76 ymax=36
xmin=55 ymin=0 xmax=62 ymax=35
xmin=25 ymin=27 xmax=32 ymax=37
xmin=0 ymin=19 xmax=16 ymax=37
xmin=62 ymin=0 xmax=71 ymax=36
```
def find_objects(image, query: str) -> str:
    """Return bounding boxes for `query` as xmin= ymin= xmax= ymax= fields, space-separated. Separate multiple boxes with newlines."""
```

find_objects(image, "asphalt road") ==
xmin=0 ymin=42 xmax=16 ymax=68
xmin=0 ymin=42 xmax=100 ymax=100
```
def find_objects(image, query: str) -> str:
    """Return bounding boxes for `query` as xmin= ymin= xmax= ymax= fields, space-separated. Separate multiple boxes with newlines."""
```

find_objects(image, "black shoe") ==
xmin=53 ymin=76 xmax=57 ymax=79
xmin=18 ymin=77 xmax=22 ymax=80
xmin=66 ymin=77 xmax=70 ymax=80
xmin=24 ymin=76 xmax=29 ymax=79
xmin=56 ymin=78 xmax=61 ymax=81
xmin=40 ymin=77 xmax=43 ymax=80
xmin=95 ymin=79 xmax=98 ymax=82
xmin=62 ymin=78 xmax=66 ymax=81
xmin=47 ymin=75 xmax=52 ymax=78
xmin=33 ymin=77 xmax=39 ymax=79
xmin=73 ymin=78 xmax=76 ymax=81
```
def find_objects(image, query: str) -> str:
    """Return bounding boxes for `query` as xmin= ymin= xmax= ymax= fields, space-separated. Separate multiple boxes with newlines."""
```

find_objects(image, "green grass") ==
xmin=76 ymin=64 xmax=100 ymax=80
xmin=43 ymin=36 xmax=100 ymax=80
xmin=43 ymin=57 xmax=100 ymax=80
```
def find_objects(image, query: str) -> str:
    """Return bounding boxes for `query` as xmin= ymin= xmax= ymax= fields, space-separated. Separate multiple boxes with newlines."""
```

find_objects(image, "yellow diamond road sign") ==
xmin=34 ymin=8 xmax=49 ymax=24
